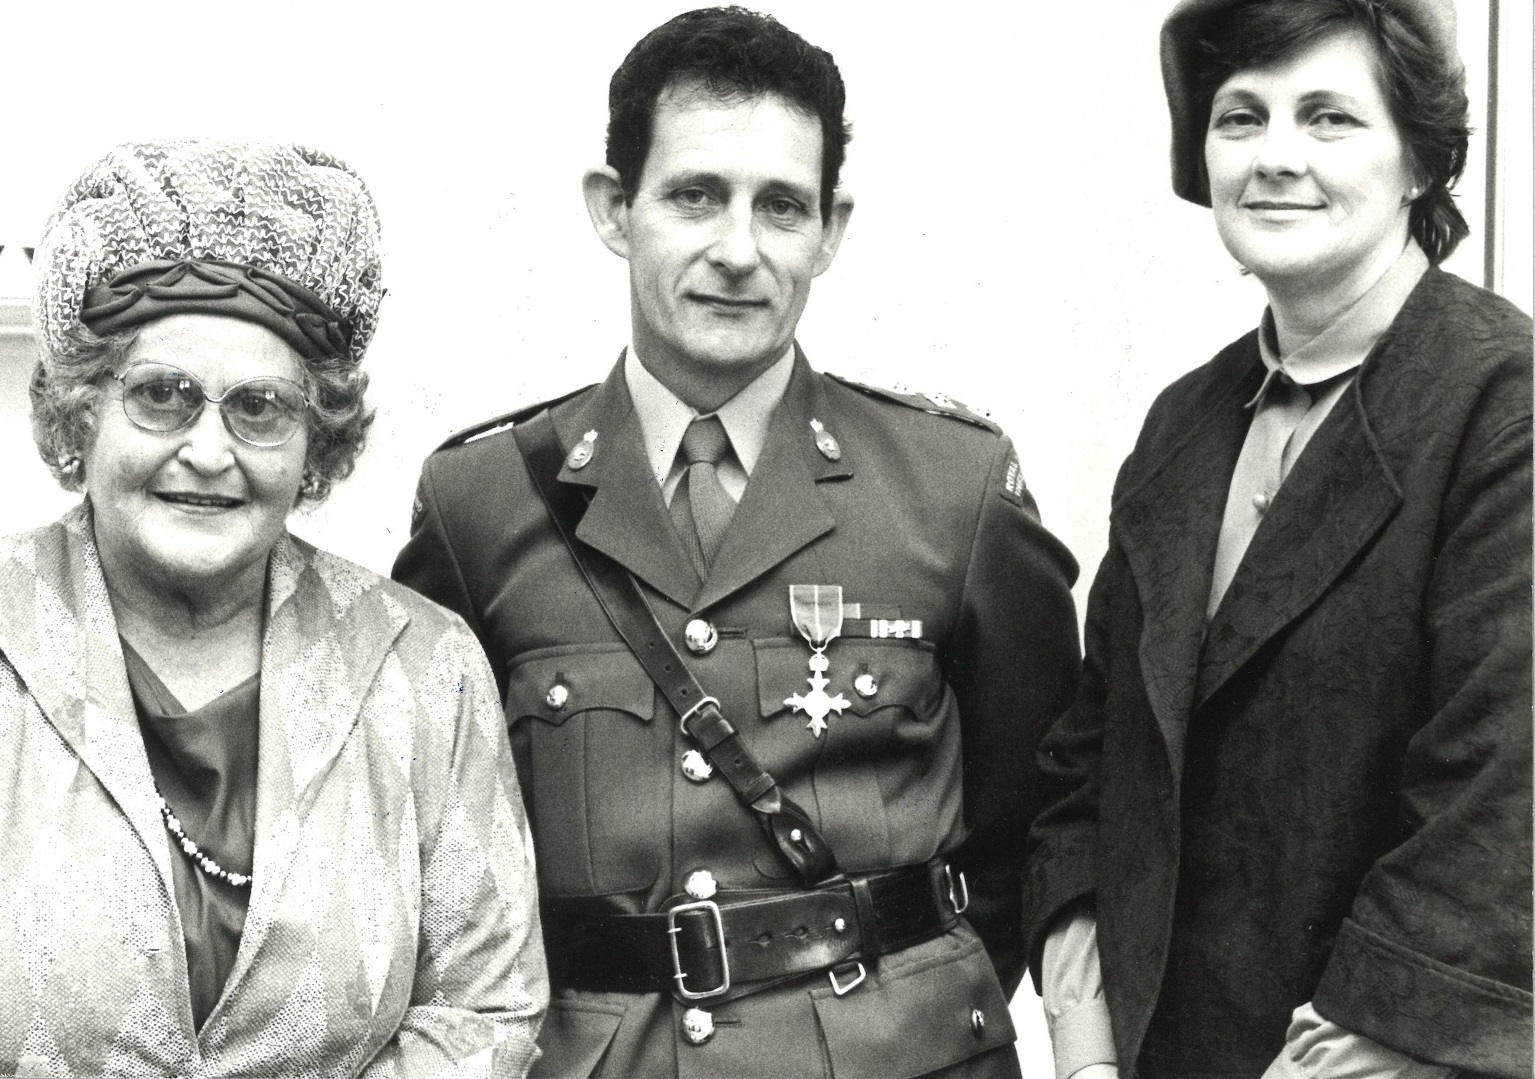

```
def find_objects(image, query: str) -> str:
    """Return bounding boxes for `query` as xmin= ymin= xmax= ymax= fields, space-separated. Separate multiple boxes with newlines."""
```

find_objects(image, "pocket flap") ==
xmin=506 ymin=645 xmax=656 ymax=725
xmin=811 ymin=933 xmax=1016 ymax=1079
xmin=528 ymin=998 xmax=628 ymax=1079
xmin=754 ymin=638 xmax=942 ymax=718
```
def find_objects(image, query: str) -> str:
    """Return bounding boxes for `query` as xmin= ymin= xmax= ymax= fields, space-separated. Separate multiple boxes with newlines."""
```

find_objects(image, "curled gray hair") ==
xmin=30 ymin=326 xmax=374 ymax=504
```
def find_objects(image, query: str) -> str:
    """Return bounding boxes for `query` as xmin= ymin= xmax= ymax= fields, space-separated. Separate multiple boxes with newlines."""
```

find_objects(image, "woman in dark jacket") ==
xmin=1027 ymin=2 xmax=1532 ymax=1077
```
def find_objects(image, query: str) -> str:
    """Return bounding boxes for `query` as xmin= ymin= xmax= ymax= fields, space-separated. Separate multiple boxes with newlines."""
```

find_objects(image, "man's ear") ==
xmin=583 ymin=166 xmax=630 ymax=259
xmin=812 ymin=190 xmax=854 ymax=276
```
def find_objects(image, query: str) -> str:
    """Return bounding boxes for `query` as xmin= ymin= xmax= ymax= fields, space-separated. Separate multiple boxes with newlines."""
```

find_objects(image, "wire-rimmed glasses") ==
xmin=109 ymin=362 xmax=309 ymax=448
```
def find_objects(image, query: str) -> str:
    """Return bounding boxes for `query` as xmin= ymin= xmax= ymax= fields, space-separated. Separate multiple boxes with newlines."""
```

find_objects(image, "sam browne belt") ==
xmin=544 ymin=860 xmax=970 ymax=1001
xmin=512 ymin=401 xmax=973 ymax=1001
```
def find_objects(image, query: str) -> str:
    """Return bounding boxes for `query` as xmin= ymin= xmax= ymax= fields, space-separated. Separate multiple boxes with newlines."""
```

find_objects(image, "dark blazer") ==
xmin=394 ymin=351 xmax=1080 ymax=1078
xmin=1027 ymin=268 xmax=1533 ymax=1078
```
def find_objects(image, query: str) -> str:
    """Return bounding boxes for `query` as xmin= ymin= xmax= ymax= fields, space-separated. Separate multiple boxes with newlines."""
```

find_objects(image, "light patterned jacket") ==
xmin=0 ymin=504 xmax=547 ymax=1077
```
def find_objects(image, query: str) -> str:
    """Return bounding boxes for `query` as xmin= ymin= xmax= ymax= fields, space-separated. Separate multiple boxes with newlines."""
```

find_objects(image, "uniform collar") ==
xmin=624 ymin=343 xmax=796 ymax=485
xmin=1249 ymin=241 xmax=1430 ymax=407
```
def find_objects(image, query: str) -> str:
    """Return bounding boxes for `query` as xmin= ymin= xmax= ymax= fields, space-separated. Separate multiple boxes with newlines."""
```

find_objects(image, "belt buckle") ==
xmin=678 ymin=696 xmax=721 ymax=738
xmin=943 ymin=864 xmax=969 ymax=914
xmin=668 ymin=899 xmax=730 ymax=1001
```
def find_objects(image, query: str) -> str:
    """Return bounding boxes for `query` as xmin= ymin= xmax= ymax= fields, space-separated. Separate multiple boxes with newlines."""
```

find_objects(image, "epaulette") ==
xmin=824 ymin=373 xmax=1001 ymax=434
xmin=433 ymin=384 xmax=596 ymax=452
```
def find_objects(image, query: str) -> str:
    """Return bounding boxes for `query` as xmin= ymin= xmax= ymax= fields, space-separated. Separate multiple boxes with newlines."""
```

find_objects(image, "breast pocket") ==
xmin=506 ymin=645 xmax=665 ymax=896
xmin=752 ymin=638 xmax=962 ymax=874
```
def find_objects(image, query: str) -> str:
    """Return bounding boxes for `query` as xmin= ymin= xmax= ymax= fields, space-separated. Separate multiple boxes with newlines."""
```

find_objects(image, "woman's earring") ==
xmin=57 ymin=454 xmax=81 ymax=477
xmin=299 ymin=472 xmax=323 ymax=499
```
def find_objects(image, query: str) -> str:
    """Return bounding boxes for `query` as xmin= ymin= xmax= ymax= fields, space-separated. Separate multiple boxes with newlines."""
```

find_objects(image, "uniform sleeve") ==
xmin=392 ymin=458 xmax=503 ymax=693
xmin=362 ymin=628 xmax=548 ymax=1078
xmin=945 ymin=436 xmax=1080 ymax=995
xmin=1042 ymin=908 xmax=1118 ymax=1078
xmin=1025 ymin=529 xmax=1122 ymax=986
xmin=1312 ymin=408 xmax=1532 ymax=1075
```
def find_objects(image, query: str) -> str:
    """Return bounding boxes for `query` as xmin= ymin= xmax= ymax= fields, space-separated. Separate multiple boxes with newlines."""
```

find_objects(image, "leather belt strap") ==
xmin=513 ymin=410 xmax=839 ymax=885
xmin=544 ymin=862 xmax=960 ymax=997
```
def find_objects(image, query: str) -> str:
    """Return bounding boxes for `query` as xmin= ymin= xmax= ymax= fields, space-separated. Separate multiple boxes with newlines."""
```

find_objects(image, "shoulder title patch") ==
xmin=1000 ymin=451 xmax=1026 ymax=505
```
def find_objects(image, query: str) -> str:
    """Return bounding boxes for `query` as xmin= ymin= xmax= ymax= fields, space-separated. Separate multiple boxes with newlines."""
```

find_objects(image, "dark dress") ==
xmin=123 ymin=641 xmax=258 ymax=1031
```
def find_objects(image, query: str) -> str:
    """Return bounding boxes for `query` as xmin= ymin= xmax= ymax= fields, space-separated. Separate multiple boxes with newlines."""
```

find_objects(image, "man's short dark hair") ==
xmin=1188 ymin=0 xmax=1471 ymax=263
xmin=605 ymin=6 xmax=851 ymax=223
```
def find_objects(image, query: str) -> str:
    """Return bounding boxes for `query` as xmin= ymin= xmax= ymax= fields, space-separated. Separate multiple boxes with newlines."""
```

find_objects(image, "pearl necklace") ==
xmin=155 ymin=793 xmax=252 ymax=888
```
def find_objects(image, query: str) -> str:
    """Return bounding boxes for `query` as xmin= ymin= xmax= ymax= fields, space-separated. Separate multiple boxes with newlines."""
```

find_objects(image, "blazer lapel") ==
xmin=0 ymin=505 xmax=177 ymax=903
xmin=226 ymin=534 xmax=409 ymax=992
xmin=1112 ymin=359 xmax=1260 ymax=782
xmin=1197 ymin=380 xmax=1402 ymax=705
xmin=556 ymin=362 xmax=700 ymax=609
xmin=691 ymin=353 xmax=850 ymax=614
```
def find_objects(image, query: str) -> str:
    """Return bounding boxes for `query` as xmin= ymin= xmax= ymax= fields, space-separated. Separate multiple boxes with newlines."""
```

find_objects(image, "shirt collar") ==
xmin=623 ymin=343 xmax=796 ymax=486
xmin=1249 ymin=241 xmax=1430 ymax=407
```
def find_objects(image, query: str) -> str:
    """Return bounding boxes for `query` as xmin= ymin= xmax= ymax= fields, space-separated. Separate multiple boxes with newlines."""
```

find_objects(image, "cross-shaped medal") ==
xmin=785 ymin=651 xmax=849 ymax=738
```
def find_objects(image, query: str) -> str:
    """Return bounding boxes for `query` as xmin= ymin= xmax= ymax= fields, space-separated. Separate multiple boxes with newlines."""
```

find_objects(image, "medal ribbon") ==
xmin=789 ymin=584 xmax=844 ymax=648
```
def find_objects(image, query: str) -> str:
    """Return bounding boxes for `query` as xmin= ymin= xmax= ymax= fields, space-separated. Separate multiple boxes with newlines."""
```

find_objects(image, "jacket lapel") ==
xmin=1197 ymin=378 xmax=1402 ymax=706
xmin=0 ymin=505 xmax=177 ymax=903
xmin=691 ymin=352 xmax=850 ymax=614
xmin=1112 ymin=358 xmax=1260 ymax=781
xmin=555 ymin=362 xmax=700 ymax=608
xmin=226 ymin=534 xmax=409 ymax=991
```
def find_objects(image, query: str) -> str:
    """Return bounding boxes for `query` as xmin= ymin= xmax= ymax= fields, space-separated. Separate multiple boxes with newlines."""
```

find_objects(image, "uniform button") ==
xmin=833 ymin=917 xmax=847 ymax=934
xmin=545 ymin=683 xmax=569 ymax=711
xmin=789 ymin=828 xmax=804 ymax=844
xmin=684 ymin=619 xmax=718 ymax=655
xmin=685 ymin=869 xmax=718 ymax=899
xmin=680 ymin=749 xmax=714 ymax=783
xmin=970 ymin=1007 xmax=986 ymax=1035
xmin=1253 ymin=491 xmax=1272 ymax=513
xmin=854 ymin=673 xmax=879 ymax=698
xmin=682 ymin=1006 xmax=715 ymax=1045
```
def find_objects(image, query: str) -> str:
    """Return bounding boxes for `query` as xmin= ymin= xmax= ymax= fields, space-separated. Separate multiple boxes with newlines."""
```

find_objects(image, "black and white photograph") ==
xmin=0 ymin=0 xmax=1528 ymax=1075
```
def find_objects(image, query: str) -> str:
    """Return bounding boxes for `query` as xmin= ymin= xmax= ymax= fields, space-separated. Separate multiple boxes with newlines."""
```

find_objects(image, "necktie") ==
xmin=1207 ymin=371 xmax=1313 ymax=619
xmin=671 ymin=416 xmax=735 ymax=575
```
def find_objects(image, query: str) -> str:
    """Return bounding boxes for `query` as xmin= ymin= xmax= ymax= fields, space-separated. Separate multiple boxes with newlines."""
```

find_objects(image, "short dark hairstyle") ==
xmin=1189 ymin=0 xmax=1470 ymax=263
xmin=605 ymin=6 xmax=851 ymax=223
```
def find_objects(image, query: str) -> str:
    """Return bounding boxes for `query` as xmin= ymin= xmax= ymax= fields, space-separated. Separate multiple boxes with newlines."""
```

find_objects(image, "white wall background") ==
xmin=0 ymin=0 xmax=1526 ymax=1067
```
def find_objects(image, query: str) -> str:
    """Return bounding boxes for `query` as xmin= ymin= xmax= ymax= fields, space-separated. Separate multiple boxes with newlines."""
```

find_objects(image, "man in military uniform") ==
xmin=394 ymin=8 xmax=1079 ymax=1077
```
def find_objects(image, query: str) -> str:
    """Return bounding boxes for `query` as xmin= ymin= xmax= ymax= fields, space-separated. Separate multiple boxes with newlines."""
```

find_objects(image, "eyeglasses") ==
xmin=110 ymin=362 xmax=310 ymax=448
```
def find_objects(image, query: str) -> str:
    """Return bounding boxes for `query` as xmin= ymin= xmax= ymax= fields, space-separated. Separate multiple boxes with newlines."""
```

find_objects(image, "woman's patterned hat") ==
xmin=33 ymin=140 xmax=382 ymax=364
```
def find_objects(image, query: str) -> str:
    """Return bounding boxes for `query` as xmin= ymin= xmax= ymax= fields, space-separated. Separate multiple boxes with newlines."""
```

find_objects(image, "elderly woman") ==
xmin=0 ymin=140 xmax=546 ymax=1075
xmin=1028 ymin=2 xmax=1531 ymax=1078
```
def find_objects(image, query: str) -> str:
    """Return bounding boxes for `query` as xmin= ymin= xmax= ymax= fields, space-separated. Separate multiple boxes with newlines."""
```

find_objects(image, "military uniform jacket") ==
xmin=395 ymin=351 xmax=1080 ymax=1079
xmin=1027 ymin=268 xmax=1534 ymax=1077
xmin=0 ymin=504 xmax=547 ymax=1077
